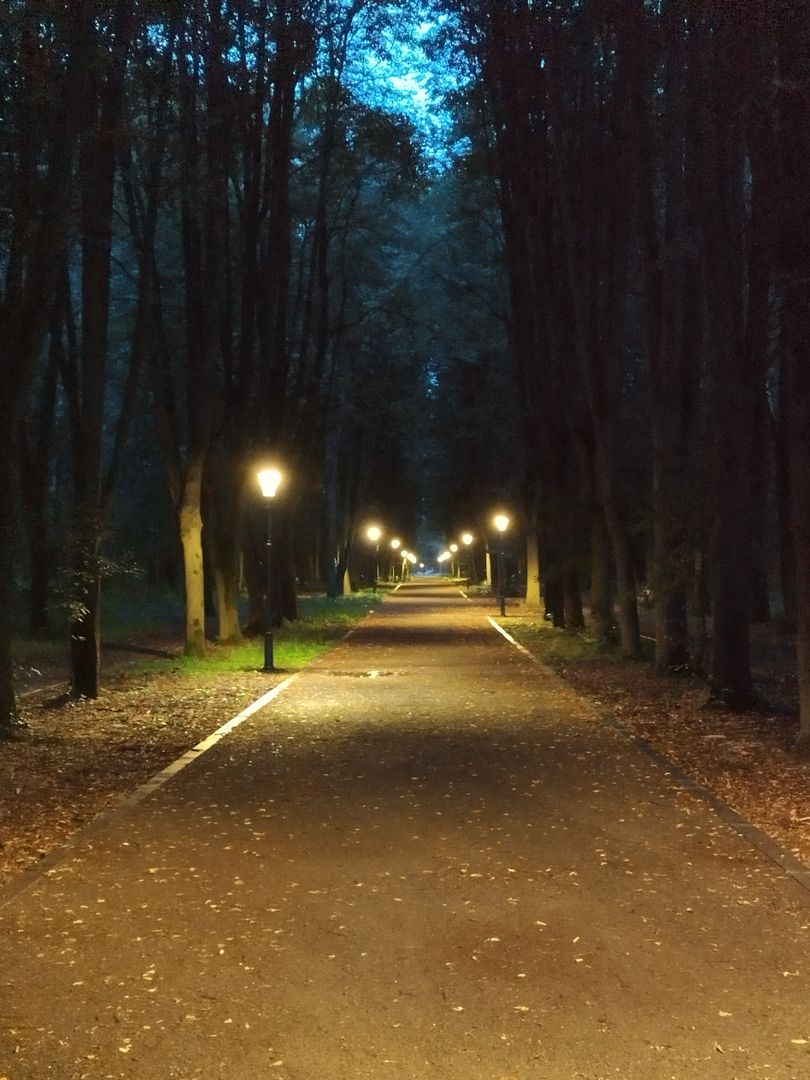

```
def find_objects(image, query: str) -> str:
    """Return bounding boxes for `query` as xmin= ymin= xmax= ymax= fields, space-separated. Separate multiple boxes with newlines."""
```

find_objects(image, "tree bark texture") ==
xmin=776 ymin=0 xmax=810 ymax=750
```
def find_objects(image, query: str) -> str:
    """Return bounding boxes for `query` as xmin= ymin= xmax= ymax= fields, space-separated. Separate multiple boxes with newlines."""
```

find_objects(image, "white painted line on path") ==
xmin=487 ymin=616 xmax=538 ymax=662
xmin=1 ymin=673 xmax=301 ymax=907
xmin=487 ymin=616 xmax=810 ymax=893
xmin=188 ymin=675 xmax=299 ymax=753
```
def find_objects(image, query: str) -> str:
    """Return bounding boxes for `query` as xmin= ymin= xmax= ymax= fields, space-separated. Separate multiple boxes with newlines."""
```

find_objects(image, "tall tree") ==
xmin=774 ymin=0 xmax=810 ymax=750
xmin=0 ymin=2 xmax=84 ymax=729
xmin=62 ymin=0 xmax=136 ymax=697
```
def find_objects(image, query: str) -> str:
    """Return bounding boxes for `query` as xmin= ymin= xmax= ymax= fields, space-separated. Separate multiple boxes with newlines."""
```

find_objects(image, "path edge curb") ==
xmin=487 ymin=615 xmax=810 ymax=895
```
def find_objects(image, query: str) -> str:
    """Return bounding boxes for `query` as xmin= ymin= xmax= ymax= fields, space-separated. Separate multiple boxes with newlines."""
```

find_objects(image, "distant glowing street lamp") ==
xmin=366 ymin=524 xmax=382 ymax=593
xmin=449 ymin=542 xmax=459 ymax=578
xmin=493 ymin=513 xmax=510 ymax=617
xmin=438 ymin=550 xmax=451 ymax=573
xmin=258 ymin=466 xmax=284 ymax=671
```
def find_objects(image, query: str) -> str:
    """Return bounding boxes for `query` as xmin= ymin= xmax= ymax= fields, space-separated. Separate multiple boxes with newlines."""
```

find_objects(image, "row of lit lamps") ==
xmin=365 ymin=524 xmax=421 ymax=594
xmin=257 ymin=466 xmax=514 ymax=664
xmin=437 ymin=529 xmax=475 ymax=569
xmin=438 ymin=514 xmax=510 ymax=567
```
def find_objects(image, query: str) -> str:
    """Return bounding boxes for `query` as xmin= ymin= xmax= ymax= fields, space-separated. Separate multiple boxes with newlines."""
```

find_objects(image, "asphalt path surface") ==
xmin=1 ymin=581 xmax=809 ymax=1080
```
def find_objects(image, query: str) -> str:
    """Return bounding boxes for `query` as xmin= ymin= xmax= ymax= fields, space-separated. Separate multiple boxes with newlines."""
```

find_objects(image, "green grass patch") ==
xmin=505 ymin=618 xmax=622 ymax=669
xmin=150 ymin=593 xmax=382 ymax=676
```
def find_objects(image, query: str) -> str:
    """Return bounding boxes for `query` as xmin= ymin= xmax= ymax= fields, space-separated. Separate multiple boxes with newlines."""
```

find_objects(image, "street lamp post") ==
xmin=390 ymin=537 xmax=401 ymax=581
xmin=366 ymin=525 xmax=382 ymax=593
xmin=493 ymin=513 xmax=510 ymax=617
xmin=461 ymin=532 xmax=474 ymax=582
xmin=450 ymin=543 xmax=459 ymax=578
xmin=258 ymin=466 xmax=284 ymax=671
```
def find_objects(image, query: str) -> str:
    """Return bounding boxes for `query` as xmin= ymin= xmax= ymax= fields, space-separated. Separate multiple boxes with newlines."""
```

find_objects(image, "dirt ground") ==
xmin=2 ymin=611 xmax=809 ymax=894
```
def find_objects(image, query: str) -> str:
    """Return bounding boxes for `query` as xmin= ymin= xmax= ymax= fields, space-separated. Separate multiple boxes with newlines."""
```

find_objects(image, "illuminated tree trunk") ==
xmin=212 ymin=550 xmax=243 ymax=644
xmin=524 ymin=512 xmax=541 ymax=609
xmin=179 ymin=478 xmax=206 ymax=657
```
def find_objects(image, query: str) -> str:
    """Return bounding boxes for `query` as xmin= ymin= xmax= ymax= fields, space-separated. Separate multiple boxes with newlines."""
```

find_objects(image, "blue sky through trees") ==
xmin=344 ymin=5 xmax=463 ymax=168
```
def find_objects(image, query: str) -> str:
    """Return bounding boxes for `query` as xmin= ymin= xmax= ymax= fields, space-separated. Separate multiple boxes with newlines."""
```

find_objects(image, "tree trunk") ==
xmin=704 ymin=11 xmax=754 ymax=707
xmin=776 ymin=0 xmax=810 ymax=751
xmin=524 ymin=510 xmax=542 ymax=609
xmin=212 ymin=557 xmax=242 ymax=643
xmin=544 ymin=580 xmax=564 ymax=629
xmin=0 ymin=442 xmax=23 ymax=731
xmin=0 ymin=5 xmax=82 ymax=730
xmin=604 ymin=500 xmax=641 ymax=657
xmin=783 ymin=346 xmax=808 ymax=751
xmin=68 ymin=0 xmax=134 ymax=699
xmin=20 ymin=460 xmax=52 ymax=638
xmin=242 ymin=528 xmax=266 ymax=636
xmin=590 ymin=507 xmax=613 ymax=643
xmin=179 ymin=481 xmax=206 ymax=658
xmin=785 ymin=313 xmax=810 ymax=752
xmin=562 ymin=566 xmax=584 ymax=631
xmin=775 ymin=372 xmax=796 ymax=628
xmin=19 ymin=329 xmax=60 ymax=637
xmin=69 ymin=549 xmax=101 ymax=698
xmin=205 ymin=461 xmax=244 ymax=644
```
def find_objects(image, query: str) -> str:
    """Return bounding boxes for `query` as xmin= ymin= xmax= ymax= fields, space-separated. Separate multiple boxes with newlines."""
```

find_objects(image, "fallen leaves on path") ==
xmin=0 ymin=668 xmax=269 ymax=887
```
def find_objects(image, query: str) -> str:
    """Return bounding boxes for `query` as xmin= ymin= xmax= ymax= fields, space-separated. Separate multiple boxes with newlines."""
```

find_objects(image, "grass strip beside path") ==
xmin=141 ymin=593 xmax=383 ymax=676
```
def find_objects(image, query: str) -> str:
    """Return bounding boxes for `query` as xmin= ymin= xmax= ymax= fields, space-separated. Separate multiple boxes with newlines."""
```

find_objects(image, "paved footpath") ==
xmin=1 ymin=582 xmax=809 ymax=1080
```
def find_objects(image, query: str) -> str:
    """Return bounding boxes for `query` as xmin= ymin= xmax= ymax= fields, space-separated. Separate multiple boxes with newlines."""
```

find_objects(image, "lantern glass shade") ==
xmin=258 ymin=467 xmax=283 ymax=499
xmin=367 ymin=525 xmax=382 ymax=543
xmin=494 ymin=514 xmax=510 ymax=534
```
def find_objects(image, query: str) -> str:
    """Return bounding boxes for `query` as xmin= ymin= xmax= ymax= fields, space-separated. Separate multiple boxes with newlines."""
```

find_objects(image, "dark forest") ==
xmin=1 ymin=0 xmax=809 ymax=751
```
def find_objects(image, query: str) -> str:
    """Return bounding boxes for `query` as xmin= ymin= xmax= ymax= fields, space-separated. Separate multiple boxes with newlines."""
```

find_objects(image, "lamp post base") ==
xmin=263 ymin=631 xmax=275 ymax=672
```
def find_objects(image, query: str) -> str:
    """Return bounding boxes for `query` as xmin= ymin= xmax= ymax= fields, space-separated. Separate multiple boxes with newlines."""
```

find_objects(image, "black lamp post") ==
xmin=258 ymin=466 xmax=283 ymax=671
xmin=461 ymin=532 xmax=474 ymax=582
xmin=494 ymin=513 xmax=510 ymax=617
